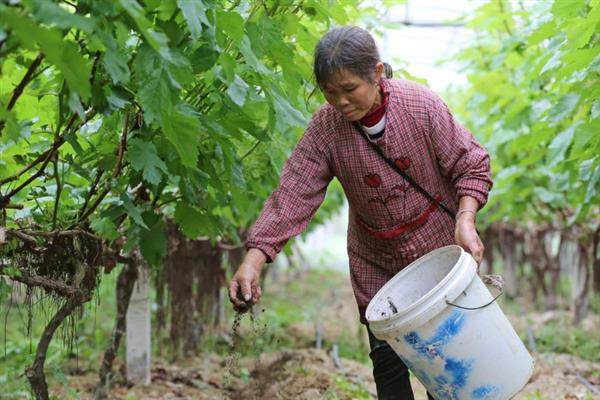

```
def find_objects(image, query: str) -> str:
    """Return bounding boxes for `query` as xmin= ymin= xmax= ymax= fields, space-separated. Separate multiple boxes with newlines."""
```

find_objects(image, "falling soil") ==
xmin=223 ymin=305 xmax=270 ymax=399
xmin=222 ymin=310 xmax=245 ymax=388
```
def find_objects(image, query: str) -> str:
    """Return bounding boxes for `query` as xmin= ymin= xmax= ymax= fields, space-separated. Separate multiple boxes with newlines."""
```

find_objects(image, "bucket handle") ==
xmin=445 ymin=274 xmax=504 ymax=311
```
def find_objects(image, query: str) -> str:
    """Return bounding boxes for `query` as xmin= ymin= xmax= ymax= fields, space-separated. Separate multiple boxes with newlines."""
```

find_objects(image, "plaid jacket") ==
xmin=246 ymin=78 xmax=492 ymax=323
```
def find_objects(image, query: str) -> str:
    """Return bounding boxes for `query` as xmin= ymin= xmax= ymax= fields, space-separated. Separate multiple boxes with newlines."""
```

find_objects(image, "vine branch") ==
xmin=5 ymin=229 xmax=37 ymax=244
xmin=77 ymin=169 xmax=105 ymax=220
xmin=52 ymin=156 xmax=62 ymax=229
xmin=241 ymin=139 xmax=262 ymax=161
xmin=0 ymin=112 xmax=78 ymax=196
xmin=8 ymin=54 xmax=45 ymax=111
xmin=2 ymin=203 xmax=24 ymax=209
xmin=24 ymin=265 xmax=98 ymax=400
xmin=0 ymin=54 xmax=45 ymax=136
xmin=0 ymin=137 xmax=65 ymax=207
xmin=497 ymin=0 xmax=514 ymax=36
xmin=155 ymin=195 xmax=183 ymax=209
xmin=0 ymin=144 xmax=56 ymax=187
xmin=90 ymin=51 xmax=101 ymax=85
xmin=2 ymin=269 xmax=78 ymax=297
xmin=5 ymin=228 xmax=103 ymax=245
xmin=113 ymin=112 xmax=129 ymax=178
xmin=76 ymin=112 xmax=130 ymax=224
xmin=22 ymin=229 xmax=102 ymax=240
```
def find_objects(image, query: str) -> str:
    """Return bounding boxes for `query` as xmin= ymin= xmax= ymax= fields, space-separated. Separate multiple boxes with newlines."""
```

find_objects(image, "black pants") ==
xmin=368 ymin=328 xmax=436 ymax=400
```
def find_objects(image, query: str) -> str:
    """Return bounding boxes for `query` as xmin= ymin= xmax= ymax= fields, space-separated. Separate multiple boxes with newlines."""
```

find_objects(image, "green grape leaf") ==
xmin=24 ymin=0 xmax=96 ymax=33
xmin=177 ymin=0 xmax=209 ymax=42
xmin=139 ymin=211 xmax=166 ymax=266
xmin=540 ymin=50 xmax=564 ymax=75
xmin=68 ymin=90 xmax=85 ymax=118
xmin=191 ymin=45 xmax=219 ymax=73
xmin=227 ymin=75 xmax=249 ymax=106
xmin=270 ymin=88 xmax=307 ymax=129
xmin=548 ymin=93 xmax=580 ymax=125
xmin=551 ymin=0 xmax=585 ymax=19
xmin=167 ymin=51 xmax=194 ymax=88
xmin=239 ymin=35 xmax=270 ymax=75
xmin=120 ymin=193 xmax=149 ymax=230
xmin=548 ymin=125 xmax=576 ymax=166
xmin=160 ymin=105 xmax=201 ymax=168
xmin=533 ymin=187 xmax=562 ymax=204
xmin=0 ymin=108 xmax=22 ymax=144
xmin=566 ymin=16 xmax=597 ymax=49
xmin=591 ymin=100 xmax=600 ymax=120
xmin=560 ymin=48 xmax=598 ymax=78
xmin=90 ymin=217 xmax=120 ymax=240
xmin=127 ymin=138 xmax=168 ymax=185
xmin=118 ymin=0 xmax=173 ymax=62
xmin=584 ymin=165 xmax=600 ymax=203
xmin=528 ymin=20 xmax=556 ymax=46
xmin=137 ymin=72 xmax=174 ymax=124
xmin=174 ymin=202 xmax=204 ymax=239
xmin=104 ymin=47 xmax=131 ymax=84
xmin=216 ymin=10 xmax=244 ymax=44
xmin=219 ymin=53 xmax=236 ymax=82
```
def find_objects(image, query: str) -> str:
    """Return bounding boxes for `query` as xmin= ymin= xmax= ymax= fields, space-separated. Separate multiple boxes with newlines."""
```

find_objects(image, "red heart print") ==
xmin=364 ymin=174 xmax=381 ymax=188
xmin=395 ymin=157 xmax=411 ymax=170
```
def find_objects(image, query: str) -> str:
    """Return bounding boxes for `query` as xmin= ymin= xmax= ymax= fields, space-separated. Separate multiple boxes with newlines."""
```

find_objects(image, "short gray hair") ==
xmin=313 ymin=26 xmax=392 ymax=88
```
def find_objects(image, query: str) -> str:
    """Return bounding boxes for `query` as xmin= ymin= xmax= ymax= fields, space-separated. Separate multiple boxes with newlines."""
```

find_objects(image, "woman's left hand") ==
xmin=455 ymin=212 xmax=484 ymax=266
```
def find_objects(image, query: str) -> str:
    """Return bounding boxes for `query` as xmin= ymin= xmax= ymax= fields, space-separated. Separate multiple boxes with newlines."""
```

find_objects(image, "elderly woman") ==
xmin=229 ymin=26 xmax=492 ymax=399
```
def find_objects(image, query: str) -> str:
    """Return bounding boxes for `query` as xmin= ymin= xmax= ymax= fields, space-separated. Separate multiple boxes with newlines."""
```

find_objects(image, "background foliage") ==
xmin=0 ymin=0 xmax=375 ymax=268
xmin=447 ymin=0 xmax=600 ymax=227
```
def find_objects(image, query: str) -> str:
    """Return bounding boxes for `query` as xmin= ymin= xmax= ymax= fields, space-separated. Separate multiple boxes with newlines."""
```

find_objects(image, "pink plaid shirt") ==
xmin=247 ymin=78 xmax=492 ymax=323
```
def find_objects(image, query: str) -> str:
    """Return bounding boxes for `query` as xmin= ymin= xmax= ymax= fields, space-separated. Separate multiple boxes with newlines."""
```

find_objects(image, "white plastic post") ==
xmin=126 ymin=265 xmax=151 ymax=384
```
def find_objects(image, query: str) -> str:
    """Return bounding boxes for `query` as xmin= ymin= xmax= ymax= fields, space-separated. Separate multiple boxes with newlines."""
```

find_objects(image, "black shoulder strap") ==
xmin=352 ymin=122 xmax=456 ymax=219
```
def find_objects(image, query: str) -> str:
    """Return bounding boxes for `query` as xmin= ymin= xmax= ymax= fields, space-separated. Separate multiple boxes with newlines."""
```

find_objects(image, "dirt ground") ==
xmin=60 ymin=345 xmax=599 ymax=400
xmin=54 ymin=270 xmax=599 ymax=399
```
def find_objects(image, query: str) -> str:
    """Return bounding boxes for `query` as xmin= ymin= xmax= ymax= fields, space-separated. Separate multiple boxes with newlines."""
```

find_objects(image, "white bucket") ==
xmin=366 ymin=245 xmax=533 ymax=400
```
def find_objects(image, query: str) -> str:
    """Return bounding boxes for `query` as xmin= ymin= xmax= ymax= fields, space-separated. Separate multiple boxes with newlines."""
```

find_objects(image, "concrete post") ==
xmin=126 ymin=265 xmax=151 ymax=384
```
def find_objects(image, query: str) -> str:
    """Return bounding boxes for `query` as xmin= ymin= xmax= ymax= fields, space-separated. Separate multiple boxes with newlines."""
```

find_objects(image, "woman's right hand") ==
xmin=228 ymin=248 xmax=266 ymax=312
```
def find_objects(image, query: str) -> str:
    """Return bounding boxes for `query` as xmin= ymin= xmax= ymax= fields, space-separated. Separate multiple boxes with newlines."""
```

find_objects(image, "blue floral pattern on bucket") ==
xmin=400 ymin=311 xmax=498 ymax=400
xmin=472 ymin=385 xmax=498 ymax=398
xmin=404 ymin=311 xmax=465 ymax=360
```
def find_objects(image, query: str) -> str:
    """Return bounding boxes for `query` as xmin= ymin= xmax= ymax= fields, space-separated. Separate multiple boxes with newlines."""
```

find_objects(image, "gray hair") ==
xmin=314 ymin=26 xmax=393 ymax=88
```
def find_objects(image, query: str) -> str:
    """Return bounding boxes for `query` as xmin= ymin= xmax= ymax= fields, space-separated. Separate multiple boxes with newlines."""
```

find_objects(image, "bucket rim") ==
xmin=366 ymin=245 xmax=469 ymax=326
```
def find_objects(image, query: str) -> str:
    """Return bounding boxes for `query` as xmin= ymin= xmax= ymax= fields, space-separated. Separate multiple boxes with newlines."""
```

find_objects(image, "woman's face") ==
xmin=322 ymin=64 xmax=383 ymax=121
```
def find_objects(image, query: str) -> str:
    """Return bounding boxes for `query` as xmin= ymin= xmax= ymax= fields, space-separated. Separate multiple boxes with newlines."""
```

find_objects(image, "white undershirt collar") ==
xmin=361 ymin=115 xmax=386 ymax=136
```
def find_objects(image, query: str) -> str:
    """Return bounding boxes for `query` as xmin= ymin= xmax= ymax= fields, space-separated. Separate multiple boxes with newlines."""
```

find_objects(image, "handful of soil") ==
xmin=235 ymin=287 xmax=253 ymax=313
